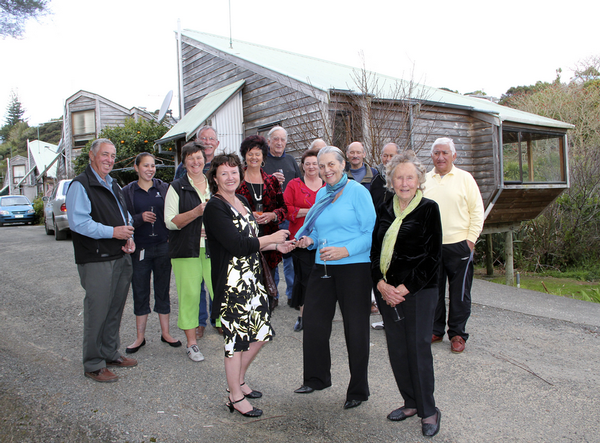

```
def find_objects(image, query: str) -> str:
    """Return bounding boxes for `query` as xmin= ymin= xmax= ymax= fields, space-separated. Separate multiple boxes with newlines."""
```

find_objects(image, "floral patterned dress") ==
xmin=220 ymin=205 xmax=274 ymax=358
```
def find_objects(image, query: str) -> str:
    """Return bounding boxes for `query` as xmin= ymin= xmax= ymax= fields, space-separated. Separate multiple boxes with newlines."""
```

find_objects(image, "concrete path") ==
xmin=1 ymin=225 xmax=599 ymax=442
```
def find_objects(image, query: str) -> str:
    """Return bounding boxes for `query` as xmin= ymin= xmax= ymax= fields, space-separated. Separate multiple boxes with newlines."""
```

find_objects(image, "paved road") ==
xmin=1 ymin=225 xmax=599 ymax=442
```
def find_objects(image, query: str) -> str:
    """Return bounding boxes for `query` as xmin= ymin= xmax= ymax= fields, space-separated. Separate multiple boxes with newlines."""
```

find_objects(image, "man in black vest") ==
xmin=66 ymin=138 xmax=137 ymax=382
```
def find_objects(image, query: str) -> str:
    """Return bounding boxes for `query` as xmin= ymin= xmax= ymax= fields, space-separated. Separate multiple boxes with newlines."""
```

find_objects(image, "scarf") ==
xmin=380 ymin=189 xmax=423 ymax=280
xmin=295 ymin=173 xmax=348 ymax=239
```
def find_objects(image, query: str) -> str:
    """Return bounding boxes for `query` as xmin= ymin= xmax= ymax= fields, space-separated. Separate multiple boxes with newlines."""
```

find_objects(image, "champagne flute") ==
xmin=319 ymin=238 xmax=331 ymax=279
xmin=149 ymin=206 xmax=157 ymax=237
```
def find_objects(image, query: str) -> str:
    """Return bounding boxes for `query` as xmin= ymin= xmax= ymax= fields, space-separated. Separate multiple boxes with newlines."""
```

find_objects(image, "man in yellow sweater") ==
xmin=424 ymin=137 xmax=484 ymax=353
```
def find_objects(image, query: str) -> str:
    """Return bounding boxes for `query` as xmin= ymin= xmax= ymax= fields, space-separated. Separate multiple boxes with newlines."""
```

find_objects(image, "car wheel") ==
xmin=54 ymin=220 xmax=67 ymax=240
xmin=45 ymin=219 xmax=53 ymax=235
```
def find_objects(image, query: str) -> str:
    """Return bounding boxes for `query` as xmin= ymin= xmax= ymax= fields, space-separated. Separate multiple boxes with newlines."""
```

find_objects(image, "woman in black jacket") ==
xmin=370 ymin=150 xmax=443 ymax=437
xmin=164 ymin=142 xmax=212 ymax=362
xmin=122 ymin=152 xmax=179 ymax=353
xmin=204 ymin=154 xmax=294 ymax=418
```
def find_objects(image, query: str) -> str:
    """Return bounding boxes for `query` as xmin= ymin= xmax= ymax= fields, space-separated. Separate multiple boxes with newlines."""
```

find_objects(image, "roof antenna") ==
xmin=228 ymin=0 xmax=233 ymax=48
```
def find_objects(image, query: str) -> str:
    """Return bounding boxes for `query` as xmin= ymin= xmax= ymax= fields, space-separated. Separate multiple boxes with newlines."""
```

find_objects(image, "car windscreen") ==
xmin=1 ymin=196 xmax=30 ymax=206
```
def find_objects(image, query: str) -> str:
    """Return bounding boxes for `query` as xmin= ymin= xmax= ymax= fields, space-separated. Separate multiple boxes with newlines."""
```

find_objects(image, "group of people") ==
xmin=66 ymin=127 xmax=483 ymax=438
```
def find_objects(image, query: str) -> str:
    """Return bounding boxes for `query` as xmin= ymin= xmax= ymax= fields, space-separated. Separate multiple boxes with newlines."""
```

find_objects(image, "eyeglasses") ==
xmin=200 ymin=137 xmax=217 ymax=142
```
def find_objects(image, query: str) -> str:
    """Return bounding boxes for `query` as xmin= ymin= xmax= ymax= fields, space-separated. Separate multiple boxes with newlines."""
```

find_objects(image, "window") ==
xmin=12 ymin=165 xmax=25 ymax=184
xmin=72 ymin=110 xmax=96 ymax=136
xmin=502 ymin=129 xmax=565 ymax=183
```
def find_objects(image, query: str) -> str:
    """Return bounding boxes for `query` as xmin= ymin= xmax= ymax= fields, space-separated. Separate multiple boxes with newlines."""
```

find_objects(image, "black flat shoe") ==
xmin=294 ymin=385 xmax=314 ymax=394
xmin=125 ymin=338 xmax=146 ymax=354
xmin=293 ymin=316 xmax=303 ymax=332
xmin=161 ymin=336 xmax=182 ymax=348
xmin=227 ymin=383 xmax=263 ymax=399
xmin=387 ymin=406 xmax=418 ymax=421
xmin=422 ymin=408 xmax=441 ymax=437
xmin=226 ymin=397 xmax=263 ymax=417
xmin=343 ymin=399 xmax=362 ymax=410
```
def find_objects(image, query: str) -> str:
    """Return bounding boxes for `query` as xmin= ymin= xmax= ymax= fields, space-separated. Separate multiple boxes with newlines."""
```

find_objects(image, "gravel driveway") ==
xmin=1 ymin=225 xmax=599 ymax=442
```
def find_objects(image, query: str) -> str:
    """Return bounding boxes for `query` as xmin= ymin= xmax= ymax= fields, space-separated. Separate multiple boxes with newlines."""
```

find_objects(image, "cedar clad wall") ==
xmin=182 ymin=41 xmax=325 ymax=155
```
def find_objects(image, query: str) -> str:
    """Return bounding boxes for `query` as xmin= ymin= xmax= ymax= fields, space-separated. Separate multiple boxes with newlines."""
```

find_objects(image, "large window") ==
xmin=72 ymin=110 xmax=96 ymax=149
xmin=12 ymin=165 xmax=25 ymax=184
xmin=502 ymin=129 xmax=565 ymax=183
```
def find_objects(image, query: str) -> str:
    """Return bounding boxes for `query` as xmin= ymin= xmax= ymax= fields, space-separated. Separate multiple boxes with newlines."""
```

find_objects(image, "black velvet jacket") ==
xmin=371 ymin=196 xmax=442 ymax=294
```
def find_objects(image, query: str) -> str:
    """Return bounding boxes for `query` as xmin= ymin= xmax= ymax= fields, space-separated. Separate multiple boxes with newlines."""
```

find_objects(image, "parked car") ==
xmin=43 ymin=179 xmax=72 ymax=240
xmin=0 ymin=195 xmax=36 ymax=226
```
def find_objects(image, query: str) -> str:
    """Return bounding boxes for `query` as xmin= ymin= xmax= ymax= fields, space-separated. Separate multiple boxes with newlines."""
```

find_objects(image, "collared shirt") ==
xmin=164 ymin=173 xmax=211 ymax=248
xmin=66 ymin=168 xmax=130 ymax=240
xmin=424 ymin=164 xmax=484 ymax=245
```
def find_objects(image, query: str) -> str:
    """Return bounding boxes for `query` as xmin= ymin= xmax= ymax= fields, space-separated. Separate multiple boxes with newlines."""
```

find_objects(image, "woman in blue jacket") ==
xmin=294 ymin=146 xmax=376 ymax=410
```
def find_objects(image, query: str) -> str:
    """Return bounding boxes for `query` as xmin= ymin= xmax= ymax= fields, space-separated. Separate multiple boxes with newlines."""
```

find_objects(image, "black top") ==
xmin=370 ymin=196 xmax=442 ymax=294
xmin=167 ymin=175 xmax=204 ymax=259
xmin=203 ymin=195 xmax=261 ymax=320
xmin=70 ymin=166 xmax=127 ymax=264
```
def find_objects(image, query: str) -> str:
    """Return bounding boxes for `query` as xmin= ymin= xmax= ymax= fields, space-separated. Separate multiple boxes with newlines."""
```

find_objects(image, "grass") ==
xmin=474 ymin=268 xmax=600 ymax=303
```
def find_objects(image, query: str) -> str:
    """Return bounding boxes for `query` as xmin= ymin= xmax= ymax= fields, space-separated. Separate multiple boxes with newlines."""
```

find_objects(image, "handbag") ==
xmin=214 ymin=194 xmax=278 ymax=306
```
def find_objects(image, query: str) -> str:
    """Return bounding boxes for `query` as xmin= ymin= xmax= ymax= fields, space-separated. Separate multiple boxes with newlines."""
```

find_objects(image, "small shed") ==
xmin=167 ymin=30 xmax=573 ymax=232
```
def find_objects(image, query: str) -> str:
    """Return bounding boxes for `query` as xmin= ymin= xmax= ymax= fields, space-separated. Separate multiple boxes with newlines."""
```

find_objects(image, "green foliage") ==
xmin=74 ymin=118 xmax=175 ymax=186
xmin=497 ymin=57 xmax=600 ymax=273
xmin=32 ymin=196 xmax=44 ymax=224
xmin=0 ymin=90 xmax=26 ymax=141
xmin=0 ymin=0 xmax=50 ymax=38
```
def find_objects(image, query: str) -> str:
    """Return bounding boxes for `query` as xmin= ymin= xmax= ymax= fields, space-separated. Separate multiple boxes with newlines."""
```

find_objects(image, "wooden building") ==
xmin=158 ymin=30 xmax=573 ymax=233
xmin=59 ymin=90 xmax=154 ymax=179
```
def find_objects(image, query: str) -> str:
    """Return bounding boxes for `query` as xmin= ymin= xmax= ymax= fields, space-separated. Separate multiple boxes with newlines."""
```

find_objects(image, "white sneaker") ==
xmin=371 ymin=321 xmax=384 ymax=330
xmin=186 ymin=344 xmax=204 ymax=361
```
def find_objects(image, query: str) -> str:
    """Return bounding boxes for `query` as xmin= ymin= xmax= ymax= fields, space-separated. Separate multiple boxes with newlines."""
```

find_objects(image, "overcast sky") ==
xmin=1 ymin=0 xmax=598 ymax=127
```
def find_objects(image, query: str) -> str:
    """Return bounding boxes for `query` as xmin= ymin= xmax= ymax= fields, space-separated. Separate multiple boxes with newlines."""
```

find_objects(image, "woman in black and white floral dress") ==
xmin=204 ymin=154 xmax=295 ymax=418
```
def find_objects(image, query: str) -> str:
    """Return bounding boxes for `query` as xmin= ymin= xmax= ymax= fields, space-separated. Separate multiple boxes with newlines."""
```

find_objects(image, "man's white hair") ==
xmin=431 ymin=137 xmax=456 ymax=154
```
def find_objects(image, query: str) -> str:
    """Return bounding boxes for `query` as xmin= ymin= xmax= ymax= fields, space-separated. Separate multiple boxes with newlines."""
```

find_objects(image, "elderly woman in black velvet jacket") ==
xmin=370 ymin=150 xmax=443 ymax=437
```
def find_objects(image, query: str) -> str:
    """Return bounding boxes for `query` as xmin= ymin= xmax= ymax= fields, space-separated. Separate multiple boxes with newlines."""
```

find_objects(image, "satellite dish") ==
xmin=157 ymin=90 xmax=173 ymax=122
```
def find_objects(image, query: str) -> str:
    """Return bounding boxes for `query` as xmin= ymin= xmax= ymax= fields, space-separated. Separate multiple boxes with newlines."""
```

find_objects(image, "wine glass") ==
xmin=255 ymin=202 xmax=263 ymax=215
xmin=277 ymin=168 xmax=285 ymax=190
xmin=319 ymin=238 xmax=331 ymax=279
xmin=149 ymin=206 xmax=158 ymax=237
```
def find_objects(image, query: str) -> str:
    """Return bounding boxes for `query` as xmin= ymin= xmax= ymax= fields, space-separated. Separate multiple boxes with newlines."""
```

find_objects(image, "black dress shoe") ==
xmin=228 ymin=383 xmax=263 ymax=399
xmin=422 ymin=408 xmax=441 ymax=437
xmin=125 ymin=338 xmax=146 ymax=354
xmin=343 ymin=399 xmax=362 ymax=409
xmin=161 ymin=336 xmax=182 ymax=347
xmin=387 ymin=406 xmax=417 ymax=421
xmin=294 ymin=385 xmax=314 ymax=394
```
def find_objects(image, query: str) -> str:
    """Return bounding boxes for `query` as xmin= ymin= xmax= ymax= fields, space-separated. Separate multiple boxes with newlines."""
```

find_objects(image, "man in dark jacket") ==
xmin=66 ymin=138 xmax=137 ymax=383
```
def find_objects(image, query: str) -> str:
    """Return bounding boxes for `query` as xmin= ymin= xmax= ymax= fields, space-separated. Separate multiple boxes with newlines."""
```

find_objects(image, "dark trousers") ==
xmin=78 ymin=255 xmax=132 ymax=372
xmin=131 ymin=242 xmax=171 ymax=316
xmin=377 ymin=287 xmax=437 ymax=418
xmin=302 ymin=262 xmax=371 ymax=401
xmin=290 ymin=248 xmax=316 ymax=307
xmin=433 ymin=240 xmax=473 ymax=340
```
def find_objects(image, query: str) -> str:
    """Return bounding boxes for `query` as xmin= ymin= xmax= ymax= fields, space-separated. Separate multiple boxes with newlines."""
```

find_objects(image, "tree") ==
xmin=501 ymin=60 xmax=600 ymax=271
xmin=73 ymin=118 xmax=175 ymax=185
xmin=0 ymin=0 xmax=50 ymax=39
xmin=0 ymin=90 xmax=26 ymax=141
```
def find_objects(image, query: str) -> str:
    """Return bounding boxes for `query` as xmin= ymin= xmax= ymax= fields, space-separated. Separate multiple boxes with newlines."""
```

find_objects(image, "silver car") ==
xmin=43 ymin=179 xmax=72 ymax=240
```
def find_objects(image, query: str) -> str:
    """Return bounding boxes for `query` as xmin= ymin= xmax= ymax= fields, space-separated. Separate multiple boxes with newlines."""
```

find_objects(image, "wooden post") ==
xmin=486 ymin=233 xmax=493 ymax=276
xmin=505 ymin=230 xmax=514 ymax=286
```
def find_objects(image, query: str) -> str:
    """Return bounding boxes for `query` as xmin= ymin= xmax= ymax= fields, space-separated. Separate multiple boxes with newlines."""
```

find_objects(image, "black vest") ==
xmin=168 ymin=175 xmax=203 ymax=259
xmin=70 ymin=166 xmax=128 ymax=264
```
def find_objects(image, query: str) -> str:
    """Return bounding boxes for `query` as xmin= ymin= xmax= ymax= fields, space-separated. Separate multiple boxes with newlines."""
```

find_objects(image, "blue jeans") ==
xmin=198 ymin=283 xmax=215 ymax=327
xmin=131 ymin=242 xmax=171 ymax=316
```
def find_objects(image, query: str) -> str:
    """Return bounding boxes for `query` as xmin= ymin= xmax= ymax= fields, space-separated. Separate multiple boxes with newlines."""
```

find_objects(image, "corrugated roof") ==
xmin=28 ymin=140 xmax=59 ymax=178
xmin=182 ymin=30 xmax=574 ymax=131
xmin=157 ymin=79 xmax=245 ymax=144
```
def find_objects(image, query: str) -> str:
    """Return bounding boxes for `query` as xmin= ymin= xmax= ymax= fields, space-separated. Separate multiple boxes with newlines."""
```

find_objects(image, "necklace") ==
xmin=248 ymin=182 xmax=263 ymax=202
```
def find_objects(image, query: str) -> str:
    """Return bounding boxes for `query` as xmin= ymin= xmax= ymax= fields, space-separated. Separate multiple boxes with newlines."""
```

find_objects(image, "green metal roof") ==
xmin=182 ymin=30 xmax=573 ymax=131
xmin=157 ymin=79 xmax=245 ymax=144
